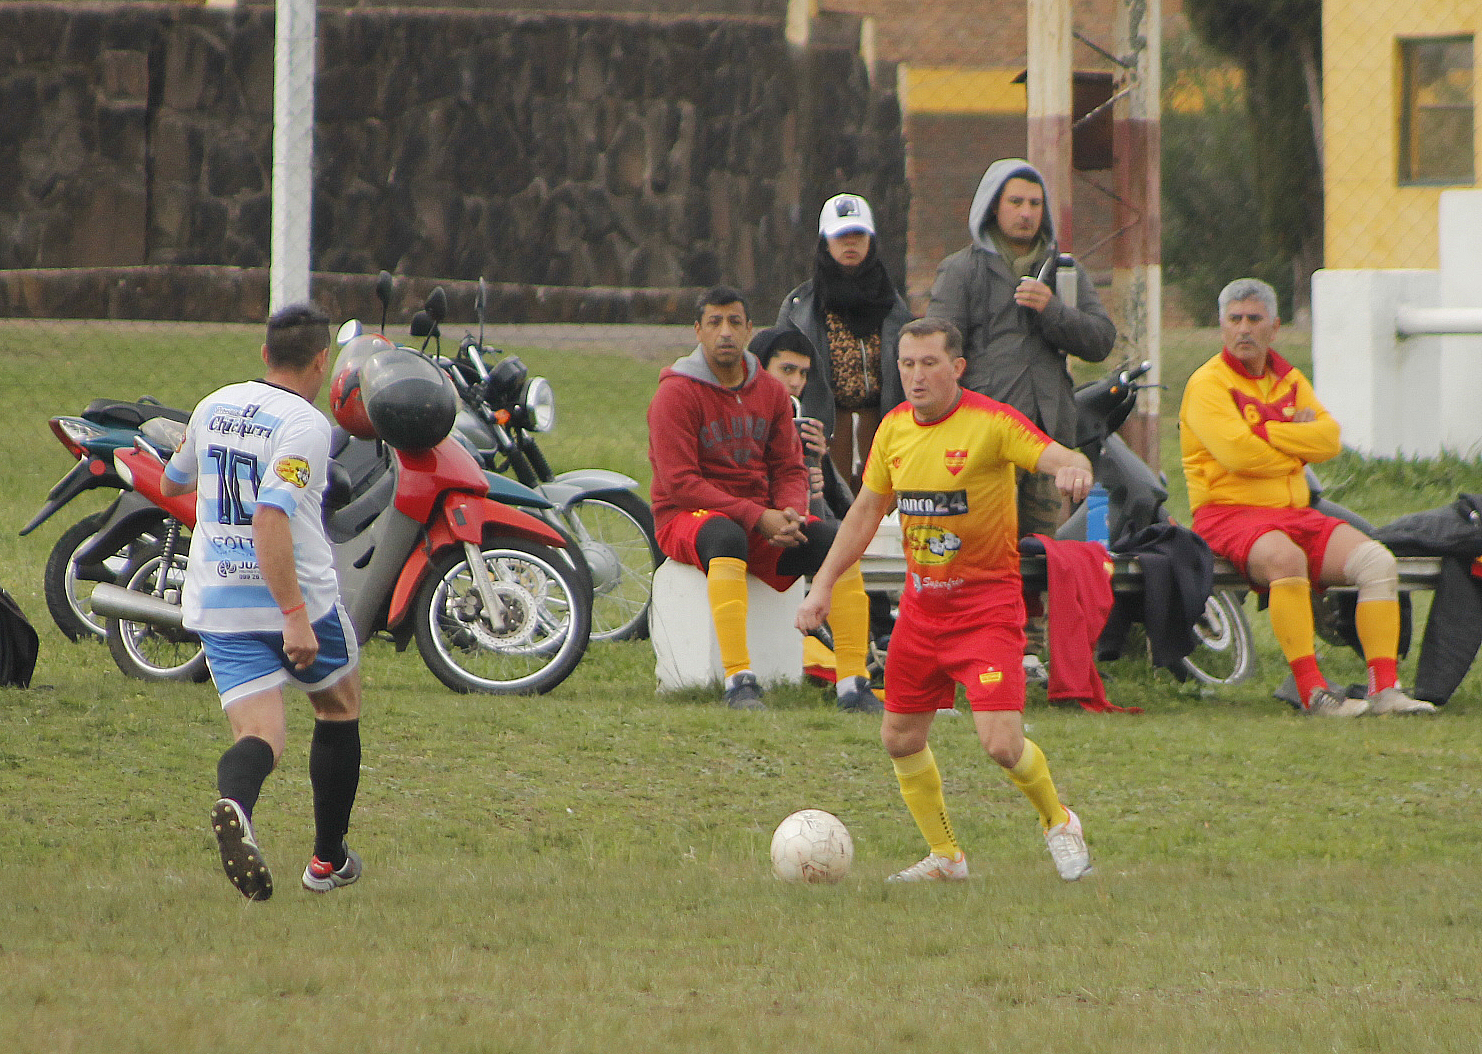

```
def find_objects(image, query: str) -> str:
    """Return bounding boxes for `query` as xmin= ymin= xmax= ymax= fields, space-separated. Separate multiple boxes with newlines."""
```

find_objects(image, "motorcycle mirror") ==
xmin=425 ymin=286 xmax=447 ymax=325
xmin=376 ymin=270 xmax=393 ymax=332
xmin=477 ymin=276 xmax=487 ymax=348
xmin=336 ymin=319 xmax=363 ymax=346
xmin=409 ymin=310 xmax=436 ymax=339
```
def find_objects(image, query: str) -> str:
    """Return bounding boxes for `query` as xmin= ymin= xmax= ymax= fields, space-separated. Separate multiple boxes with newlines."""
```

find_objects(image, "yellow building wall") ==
xmin=1325 ymin=0 xmax=1482 ymax=268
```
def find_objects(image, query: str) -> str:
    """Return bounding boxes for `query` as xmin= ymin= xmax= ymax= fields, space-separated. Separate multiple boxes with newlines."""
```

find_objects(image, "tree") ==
xmin=1184 ymin=0 xmax=1323 ymax=319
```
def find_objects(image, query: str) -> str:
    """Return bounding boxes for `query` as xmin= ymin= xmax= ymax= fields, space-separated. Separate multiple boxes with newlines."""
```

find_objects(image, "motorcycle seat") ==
xmin=82 ymin=398 xmax=190 ymax=428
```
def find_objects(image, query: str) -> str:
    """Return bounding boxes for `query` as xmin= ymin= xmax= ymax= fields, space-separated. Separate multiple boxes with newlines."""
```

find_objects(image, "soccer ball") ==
xmin=770 ymin=809 xmax=853 ymax=884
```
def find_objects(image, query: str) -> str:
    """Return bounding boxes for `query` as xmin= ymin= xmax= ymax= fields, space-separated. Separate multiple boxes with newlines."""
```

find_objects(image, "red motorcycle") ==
xmin=92 ymin=348 xmax=592 ymax=695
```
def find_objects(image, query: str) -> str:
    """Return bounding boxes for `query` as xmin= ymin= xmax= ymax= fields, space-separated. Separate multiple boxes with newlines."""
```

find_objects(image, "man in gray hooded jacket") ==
xmin=928 ymin=158 xmax=1117 ymax=661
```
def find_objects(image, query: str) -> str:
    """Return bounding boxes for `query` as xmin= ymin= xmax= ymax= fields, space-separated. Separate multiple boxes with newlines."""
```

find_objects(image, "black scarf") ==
xmin=813 ymin=238 xmax=897 ymax=339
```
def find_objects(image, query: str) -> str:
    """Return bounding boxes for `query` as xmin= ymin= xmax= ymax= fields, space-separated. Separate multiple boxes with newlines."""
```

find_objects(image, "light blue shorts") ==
xmin=200 ymin=602 xmax=359 ymax=707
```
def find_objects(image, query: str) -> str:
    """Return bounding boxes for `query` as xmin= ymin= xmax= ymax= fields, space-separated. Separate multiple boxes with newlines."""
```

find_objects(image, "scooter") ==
xmin=92 ymin=355 xmax=593 ymax=695
xmin=20 ymin=398 xmax=188 ymax=641
xmin=1054 ymin=359 xmax=1258 ymax=686
xmin=347 ymin=275 xmax=660 ymax=643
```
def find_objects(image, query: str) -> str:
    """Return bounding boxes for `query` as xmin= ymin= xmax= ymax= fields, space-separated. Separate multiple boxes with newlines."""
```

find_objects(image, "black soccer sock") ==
xmin=309 ymin=718 xmax=361 ymax=866
xmin=216 ymin=736 xmax=276 ymax=821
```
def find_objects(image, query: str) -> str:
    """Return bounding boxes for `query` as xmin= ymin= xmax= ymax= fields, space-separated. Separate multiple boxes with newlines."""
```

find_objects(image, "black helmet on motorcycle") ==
xmin=330 ymin=334 xmax=394 ymax=440
xmin=361 ymin=348 xmax=457 ymax=452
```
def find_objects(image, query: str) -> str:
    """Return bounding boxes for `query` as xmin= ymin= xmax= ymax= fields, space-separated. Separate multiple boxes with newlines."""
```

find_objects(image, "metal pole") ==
xmin=270 ymin=0 xmax=317 ymax=312
xmin=1112 ymin=0 xmax=1161 ymax=468
xmin=1027 ymin=0 xmax=1075 ymax=250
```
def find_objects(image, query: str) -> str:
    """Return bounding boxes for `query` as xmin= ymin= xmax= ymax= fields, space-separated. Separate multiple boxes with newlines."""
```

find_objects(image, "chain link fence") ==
xmin=2 ymin=0 xmax=1475 ymax=340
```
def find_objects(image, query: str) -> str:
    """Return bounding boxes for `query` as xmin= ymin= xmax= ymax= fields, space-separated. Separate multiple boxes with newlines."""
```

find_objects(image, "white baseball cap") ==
xmin=818 ymin=194 xmax=875 ymax=239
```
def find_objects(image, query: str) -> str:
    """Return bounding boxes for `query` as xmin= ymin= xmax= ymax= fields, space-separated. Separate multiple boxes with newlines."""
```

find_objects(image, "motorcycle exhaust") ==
xmin=89 ymin=583 xmax=185 ymax=631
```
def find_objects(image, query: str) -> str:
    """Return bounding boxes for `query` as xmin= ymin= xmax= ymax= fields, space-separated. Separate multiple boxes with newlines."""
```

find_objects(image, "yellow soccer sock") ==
xmin=706 ymin=556 xmax=751 ymax=679
xmin=1007 ymin=739 xmax=1070 ymax=830
xmin=1268 ymin=576 xmax=1326 ymax=702
xmin=1267 ymin=577 xmax=1317 ymax=663
xmin=1355 ymin=597 xmax=1400 ymax=693
xmin=892 ymin=747 xmax=961 ymax=859
xmin=828 ymin=564 xmax=871 ymax=683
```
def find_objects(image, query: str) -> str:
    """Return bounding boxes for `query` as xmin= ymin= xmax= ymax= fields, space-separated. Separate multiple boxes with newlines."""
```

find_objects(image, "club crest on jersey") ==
xmin=274 ymin=455 xmax=311 ymax=488
xmin=944 ymin=448 xmax=968 ymax=475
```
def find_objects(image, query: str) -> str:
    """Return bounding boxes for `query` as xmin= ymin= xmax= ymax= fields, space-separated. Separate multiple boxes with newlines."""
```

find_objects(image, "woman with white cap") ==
xmin=776 ymin=193 xmax=913 ymax=492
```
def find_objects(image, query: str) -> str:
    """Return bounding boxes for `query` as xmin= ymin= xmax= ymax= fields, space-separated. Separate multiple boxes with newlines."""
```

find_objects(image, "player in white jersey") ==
xmin=162 ymin=303 xmax=364 ymax=901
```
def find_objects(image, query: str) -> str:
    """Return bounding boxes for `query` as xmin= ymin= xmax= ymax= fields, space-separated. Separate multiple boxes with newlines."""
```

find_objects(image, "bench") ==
xmin=859 ymin=552 xmax=1443 ymax=596
xmin=855 ymin=516 xmax=1442 ymax=596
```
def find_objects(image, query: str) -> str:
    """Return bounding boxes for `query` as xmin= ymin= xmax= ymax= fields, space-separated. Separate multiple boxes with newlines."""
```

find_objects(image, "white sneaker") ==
xmin=887 ymin=851 xmax=968 ymax=883
xmin=1305 ymin=686 xmax=1369 ymax=717
xmin=1366 ymin=686 xmax=1438 ymax=715
xmin=1045 ymin=807 xmax=1092 ymax=881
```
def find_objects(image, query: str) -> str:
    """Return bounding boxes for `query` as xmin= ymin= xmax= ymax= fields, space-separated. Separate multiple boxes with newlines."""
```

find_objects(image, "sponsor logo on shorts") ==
xmin=274 ymin=455 xmax=311 ymax=488
xmin=979 ymin=668 xmax=1002 ymax=685
xmin=896 ymin=489 xmax=968 ymax=517
xmin=905 ymin=524 xmax=961 ymax=565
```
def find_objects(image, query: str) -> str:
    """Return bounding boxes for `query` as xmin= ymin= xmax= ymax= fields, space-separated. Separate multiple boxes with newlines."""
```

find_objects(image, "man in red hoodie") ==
xmin=648 ymin=286 xmax=879 ymax=712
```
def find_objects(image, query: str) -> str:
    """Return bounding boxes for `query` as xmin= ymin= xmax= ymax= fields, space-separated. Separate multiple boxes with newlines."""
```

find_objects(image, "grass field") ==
xmin=4 ymin=318 xmax=1482 ymax=1053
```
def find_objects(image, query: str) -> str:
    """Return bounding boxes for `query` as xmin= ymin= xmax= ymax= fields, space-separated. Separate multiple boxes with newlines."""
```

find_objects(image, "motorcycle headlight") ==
xmin=522 ymin=376 xmax=556 ymax=432
xmin=484 ymin=356 xmax=528 ymax=406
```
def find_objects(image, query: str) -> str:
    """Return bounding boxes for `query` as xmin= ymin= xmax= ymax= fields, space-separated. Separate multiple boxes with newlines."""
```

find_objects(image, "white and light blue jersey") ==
xmin=165 ymin=380 xmax=339 ymax=634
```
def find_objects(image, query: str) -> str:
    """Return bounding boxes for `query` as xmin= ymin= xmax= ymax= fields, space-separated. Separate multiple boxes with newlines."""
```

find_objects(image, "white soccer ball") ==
xmin=770 ymin=809 xmax=853 ymax=884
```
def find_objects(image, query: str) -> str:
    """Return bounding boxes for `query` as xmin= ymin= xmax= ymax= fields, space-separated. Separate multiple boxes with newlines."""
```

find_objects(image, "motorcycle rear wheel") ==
xmin=105 ymin=547 xmax=210 ymax=683
xmin=559 ymin=491 xmax=658 ymax=643
xmin=1182 ymin=588 xmax=1256 ymax=686
xmin=44 ymin=510 xmax=159 ymax=642
xmin=413 ymin=538 xmax=591 ymax=694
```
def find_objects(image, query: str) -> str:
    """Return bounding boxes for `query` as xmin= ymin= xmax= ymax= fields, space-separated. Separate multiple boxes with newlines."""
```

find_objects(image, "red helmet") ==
xmin=330 ymin=334 xmax=394 ymax=439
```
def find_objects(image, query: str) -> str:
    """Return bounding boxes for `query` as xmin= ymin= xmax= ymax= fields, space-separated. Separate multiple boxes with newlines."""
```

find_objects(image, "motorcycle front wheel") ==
xmin=560 ymin=491 xmax=659 ymax=643
xmin=44 ymin=509 xmax=159 ymax=642
xmin=105 ymin=547 xmax=210 ymax=683
xmin=1182 ymin=588 xmax=1256 ymax=686
xmin=413 ymin=538 xmax=591 ymax=694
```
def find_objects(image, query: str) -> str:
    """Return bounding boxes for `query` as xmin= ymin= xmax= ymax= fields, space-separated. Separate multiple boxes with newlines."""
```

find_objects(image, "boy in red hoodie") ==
xmin=648 ymin=286 xmax=879 ymax=712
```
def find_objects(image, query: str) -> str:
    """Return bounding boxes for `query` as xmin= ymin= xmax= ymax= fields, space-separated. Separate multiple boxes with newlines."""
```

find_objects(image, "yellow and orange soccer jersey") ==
xmin=862 ymin=389 xmax=1051 ymax=604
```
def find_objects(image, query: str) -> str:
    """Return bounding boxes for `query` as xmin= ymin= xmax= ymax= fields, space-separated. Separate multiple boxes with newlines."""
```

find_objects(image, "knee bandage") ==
xmin=1343 ymin=540 xmax=1398 ymax=603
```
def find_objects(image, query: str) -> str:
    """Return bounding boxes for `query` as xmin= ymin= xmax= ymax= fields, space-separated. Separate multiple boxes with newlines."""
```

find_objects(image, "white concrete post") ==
xmin=270 ymin=0 xmax=317 ymax=312
xmin=1435 ymin=191 xmax=1482 ymax=457
xmin=1313 ymin=188 xmax=1482 ymax=458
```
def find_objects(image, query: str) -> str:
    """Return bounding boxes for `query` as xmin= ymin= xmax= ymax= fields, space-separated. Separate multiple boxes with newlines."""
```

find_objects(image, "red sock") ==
xmin=1290 ymin=655 xmax=1326 ymax=708
xmin=1367 ymin=657 xmax=1398 ymax=695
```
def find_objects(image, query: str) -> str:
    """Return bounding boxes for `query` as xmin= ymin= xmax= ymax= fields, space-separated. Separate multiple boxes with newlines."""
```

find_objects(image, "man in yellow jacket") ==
xmin=1180 ymin=278 xmax=1434 ymax=716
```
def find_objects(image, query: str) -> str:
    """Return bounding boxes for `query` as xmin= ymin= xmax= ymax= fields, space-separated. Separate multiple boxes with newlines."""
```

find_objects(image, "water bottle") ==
xmin=1086 ymin=483 xmax=1109 ymax=546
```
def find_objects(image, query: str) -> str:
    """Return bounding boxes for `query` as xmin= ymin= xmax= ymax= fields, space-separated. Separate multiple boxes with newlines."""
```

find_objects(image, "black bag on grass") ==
xmin=0 ymin=586 xmax=39 ymax=688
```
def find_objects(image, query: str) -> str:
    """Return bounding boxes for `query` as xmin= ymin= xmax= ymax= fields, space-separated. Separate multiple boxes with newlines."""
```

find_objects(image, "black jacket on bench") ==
xmin=1374 ymin=494 xmax=1482 ymax=705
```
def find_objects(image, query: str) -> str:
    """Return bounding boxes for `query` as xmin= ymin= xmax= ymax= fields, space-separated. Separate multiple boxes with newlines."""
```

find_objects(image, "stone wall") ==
xmin=0 ymin=2 xmax=905 ymax=321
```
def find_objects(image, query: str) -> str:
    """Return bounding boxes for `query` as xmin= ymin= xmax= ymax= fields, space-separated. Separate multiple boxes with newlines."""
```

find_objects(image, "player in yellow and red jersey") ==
xmin=1180 ymin=278 xmax=1433 ymax=718
xmin=797 ymin=317 xmax=1098 ymax=883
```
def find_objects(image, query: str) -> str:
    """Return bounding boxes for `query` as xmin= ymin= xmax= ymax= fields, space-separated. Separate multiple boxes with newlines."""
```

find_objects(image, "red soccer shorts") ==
xmin=1193 ymin=504 xmax=1344 ymax=580
xmin=884 ymin=584 xmax=1027 ymax=713
xmin=656 ymin=509 xmax=815 ymax=593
